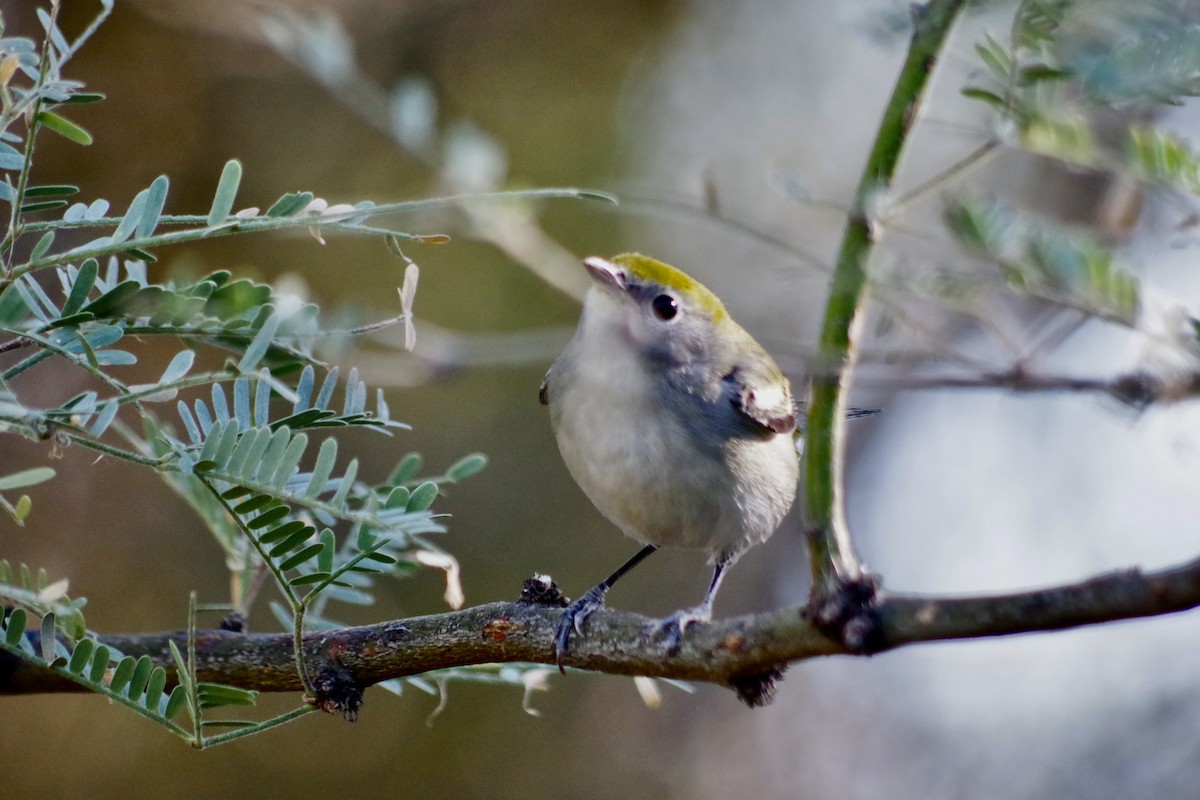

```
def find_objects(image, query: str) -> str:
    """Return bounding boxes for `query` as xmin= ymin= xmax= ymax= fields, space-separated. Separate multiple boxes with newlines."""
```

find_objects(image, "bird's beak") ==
xmin=582 ymin=257 xmax=627 ymax=292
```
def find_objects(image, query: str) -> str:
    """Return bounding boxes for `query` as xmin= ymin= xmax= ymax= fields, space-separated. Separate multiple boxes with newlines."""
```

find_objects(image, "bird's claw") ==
xmin=652 ymin=607 xmax=712 ymax=656
xmin=554 ymin=587 xmax=607 ymax=673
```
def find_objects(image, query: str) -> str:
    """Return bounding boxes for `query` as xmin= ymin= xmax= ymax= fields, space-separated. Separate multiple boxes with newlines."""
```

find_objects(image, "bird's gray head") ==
xmin=580 ymin=253 xmax=730 ymax=369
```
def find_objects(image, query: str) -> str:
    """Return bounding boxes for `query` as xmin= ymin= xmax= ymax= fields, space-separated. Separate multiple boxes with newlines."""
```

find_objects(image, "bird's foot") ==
xmin=652 ymin=605 xmax=713 ymax=656
xmin=554 ymin=586 xmax=608 ymax=673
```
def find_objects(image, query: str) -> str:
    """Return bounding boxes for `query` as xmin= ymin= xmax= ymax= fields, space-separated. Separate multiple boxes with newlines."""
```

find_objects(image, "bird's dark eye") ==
xmin=651 ymin=294 xmax=678 ymax=321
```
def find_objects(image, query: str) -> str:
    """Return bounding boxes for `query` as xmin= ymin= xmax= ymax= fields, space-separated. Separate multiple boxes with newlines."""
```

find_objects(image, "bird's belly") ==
xmin=552 ymin=384 xmax=796 ymax=557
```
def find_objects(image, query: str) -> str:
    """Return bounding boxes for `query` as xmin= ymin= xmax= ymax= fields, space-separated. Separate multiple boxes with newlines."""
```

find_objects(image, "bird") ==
xmin=540 ymin=253 xmax=800 ymax=669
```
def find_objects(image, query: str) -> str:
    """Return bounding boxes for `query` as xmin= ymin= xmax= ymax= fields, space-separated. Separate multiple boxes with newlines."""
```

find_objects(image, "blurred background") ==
xmin=4 ymin=0 xmax=1200 ymax=797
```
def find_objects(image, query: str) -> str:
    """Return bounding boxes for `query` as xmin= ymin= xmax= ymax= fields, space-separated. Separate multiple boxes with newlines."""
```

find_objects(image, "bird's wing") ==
xmin=727 ymin=364 xmax=797 ymax=435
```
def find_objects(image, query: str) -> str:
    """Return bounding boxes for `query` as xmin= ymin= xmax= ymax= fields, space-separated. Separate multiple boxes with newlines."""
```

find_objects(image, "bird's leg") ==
xmin=555 ymin=544 xmax=658 ymax=673
xmin=654 ymin=552 xmax=737 ymax=655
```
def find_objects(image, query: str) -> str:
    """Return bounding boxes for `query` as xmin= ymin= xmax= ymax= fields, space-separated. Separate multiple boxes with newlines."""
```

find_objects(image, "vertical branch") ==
xmin=804 ymin=0 xmax=969 ymax=593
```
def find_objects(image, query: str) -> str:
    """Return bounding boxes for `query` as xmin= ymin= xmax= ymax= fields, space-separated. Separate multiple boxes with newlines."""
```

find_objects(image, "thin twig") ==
xmin=884 ymin=139 xmax=1000 ymax=217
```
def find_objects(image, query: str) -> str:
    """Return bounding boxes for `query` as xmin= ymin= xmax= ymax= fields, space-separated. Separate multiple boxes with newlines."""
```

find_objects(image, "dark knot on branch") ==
xmin=805 ymin=573 xmax=884 ymax=654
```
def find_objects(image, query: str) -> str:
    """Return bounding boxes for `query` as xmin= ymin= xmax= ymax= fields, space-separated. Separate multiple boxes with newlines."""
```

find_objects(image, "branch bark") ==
xmin=5 ymin=556 xmax=1200 ymax=708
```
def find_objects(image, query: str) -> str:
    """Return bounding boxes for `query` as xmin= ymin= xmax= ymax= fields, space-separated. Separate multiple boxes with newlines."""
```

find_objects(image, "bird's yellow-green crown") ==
xmin=609 ymin=253 xmax=728 ymax=322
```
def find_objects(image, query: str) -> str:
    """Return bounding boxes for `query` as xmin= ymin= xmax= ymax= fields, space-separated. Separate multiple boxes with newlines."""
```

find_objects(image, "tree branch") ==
xmin=5 ymin=557 xmax=1200 ymax=708
xmin=804 ymin=0 xmax=969 ymax=591
xmin=881 ymin=367 xmax=1193 ymax=409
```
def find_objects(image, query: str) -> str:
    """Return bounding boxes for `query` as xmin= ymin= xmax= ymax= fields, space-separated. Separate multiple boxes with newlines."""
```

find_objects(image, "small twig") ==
xmin=883 ymin=139 xmax=1000 ymax=217
xmin=609 ymin=190 xmax=834 ymax=274
xmin=0 ymin=335 xmax=35 ymax=355
xmin=238 ymin=560 xmax=271 ymax=621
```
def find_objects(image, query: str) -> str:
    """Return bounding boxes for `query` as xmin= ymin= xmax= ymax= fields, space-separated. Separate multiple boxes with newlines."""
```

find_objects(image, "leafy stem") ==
xmin=64 ymin=433 xmax=171 ymax=468
xmin=203 ymin=481 xmax=300 ymax=609
xmin=1 ymin=4 xmax=57 ymax=272
xmin=804 ymin=0 xmax=970 ymax=592
xmin=8 ymin=187 xmax=616 ymax=278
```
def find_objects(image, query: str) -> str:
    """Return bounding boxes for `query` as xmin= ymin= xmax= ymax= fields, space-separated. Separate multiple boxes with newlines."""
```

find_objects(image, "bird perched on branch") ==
xmin=540 ymin=253 xmax=800 ymax=669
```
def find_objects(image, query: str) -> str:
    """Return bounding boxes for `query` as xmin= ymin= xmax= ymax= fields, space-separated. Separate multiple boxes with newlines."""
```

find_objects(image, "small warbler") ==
xmin=541 ymin=253 xmax=800 ymax=668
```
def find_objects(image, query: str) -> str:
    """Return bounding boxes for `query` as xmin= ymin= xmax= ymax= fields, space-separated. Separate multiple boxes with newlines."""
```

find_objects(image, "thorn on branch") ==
xmin=517 ymin=573 xmax=568 ymax=607
xmin=308 ymin=662 xmax=364 ymax=721
xmin=805 ymin=573 xmax=884 ymax=654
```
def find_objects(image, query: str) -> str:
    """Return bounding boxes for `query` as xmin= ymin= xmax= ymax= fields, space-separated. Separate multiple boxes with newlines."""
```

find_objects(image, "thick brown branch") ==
xmin=879 ymin=557 xmax=1200 ymax=644
xmin=4 ymin=556 xmax=1200 ymax=704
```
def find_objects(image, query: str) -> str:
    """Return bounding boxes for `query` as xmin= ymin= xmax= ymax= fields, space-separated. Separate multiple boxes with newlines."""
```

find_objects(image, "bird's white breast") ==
xmin=548 ymin=301 xmax=797 ymax=559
